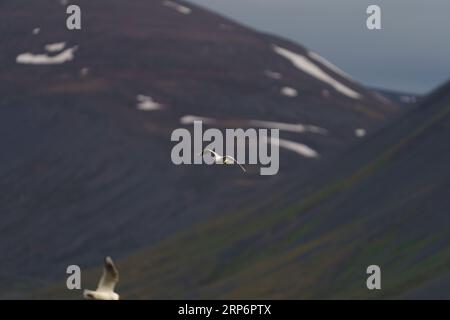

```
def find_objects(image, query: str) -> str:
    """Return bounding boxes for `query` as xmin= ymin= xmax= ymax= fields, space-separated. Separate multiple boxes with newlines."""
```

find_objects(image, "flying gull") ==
xmin=202 ymin=149 xmax=246 ymax=172
xmin=83 ymin=256 xmax=120 ymax=300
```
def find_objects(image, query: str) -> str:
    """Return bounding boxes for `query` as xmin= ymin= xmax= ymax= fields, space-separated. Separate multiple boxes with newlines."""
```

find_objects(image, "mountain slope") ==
xmin=374 ymin=88 xmax=421 ymax=107
xmin=39 ymin=80 xmax=450 ymax=299
xmin=0 ymin=0 xmax=398 ymax=297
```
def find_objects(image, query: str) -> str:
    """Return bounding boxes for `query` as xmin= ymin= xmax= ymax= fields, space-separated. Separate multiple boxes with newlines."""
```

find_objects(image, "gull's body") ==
xmin=83 ymin=257 xmax=120 ymax=300
xmin=202 ymin=149 xmax=246 ymax=172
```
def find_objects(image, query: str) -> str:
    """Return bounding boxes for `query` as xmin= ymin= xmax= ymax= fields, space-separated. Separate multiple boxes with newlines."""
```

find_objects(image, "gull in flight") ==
xmin=83 ymin=257 xmax=120 ymax=300
xmin=202 ymin=149 xmax=246 ymax=172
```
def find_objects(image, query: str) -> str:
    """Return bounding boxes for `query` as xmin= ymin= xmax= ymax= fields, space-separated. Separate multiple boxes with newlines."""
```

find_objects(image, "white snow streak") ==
xmin=273 ymin=45 xmax=361 ymax=99
xmin=16 ymin=46 xmax=77 ymax=65
xmin=180 ymin=115 xmax=216 ymax=125
xmin=266 ymin=136 xmax=319 ymax=158
xmin=249 ymin=120 xmax=328 ymax=135
xmin=308 ymin=51 xmax=353 ymax=81
xmin=180 ymin=115 xmax=327 ymax=135
xmin=280 ymin=87 xmax=298 ymax=97
xmin=137 ymin=95 xmax=163 ymax=111
xmin=355 ymin=128 xmax=367 ymax=138
xmin=45 ymin=42 xmax=66 ymax=52
xmin=163 ymin=1 xmax=192 ymax=14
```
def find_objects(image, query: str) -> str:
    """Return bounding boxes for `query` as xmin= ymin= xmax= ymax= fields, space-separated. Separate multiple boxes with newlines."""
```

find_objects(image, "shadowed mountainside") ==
xmin=0 ymin=0 xmax=399 ymax=298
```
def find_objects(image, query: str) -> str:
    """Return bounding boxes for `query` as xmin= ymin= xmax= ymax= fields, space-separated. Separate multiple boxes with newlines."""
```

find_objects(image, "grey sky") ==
xmin=189 ymin=0 xmax=450 ymax=94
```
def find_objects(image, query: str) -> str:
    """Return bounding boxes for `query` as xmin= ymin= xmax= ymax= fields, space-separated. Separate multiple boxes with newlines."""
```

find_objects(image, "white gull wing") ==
xmin=97 ymin=256 xmax=119 ymax=292
xmin=202 ymin=148 xmax=222 ymax=159
xmin=224 ymin=156 xmax=247 ymax=172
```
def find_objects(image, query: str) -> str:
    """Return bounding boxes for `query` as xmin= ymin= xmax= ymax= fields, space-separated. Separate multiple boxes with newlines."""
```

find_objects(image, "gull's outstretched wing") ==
xmin=224 ymin=156 xmax=247 ymax=172
xmin=97 ymin=256 xmax=119 ymax=292
xmin=202 ymin=148 xmax=221 ymax=158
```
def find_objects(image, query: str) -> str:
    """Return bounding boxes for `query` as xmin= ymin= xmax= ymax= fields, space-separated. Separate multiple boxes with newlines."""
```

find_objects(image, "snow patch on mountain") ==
xmin=265 ymin=137 xmax=319 ymax=158
xmin=163 ymin=1 xmax=191 ymax=15
xmin=281 ymin=87 xmax=298 ymax=97
xmin=180 ymin=115 xmax=216 ymax=125
xmin=180 ymin=115 xmax=327 ymax=136
xmin=355 ymin=128 xmax=367 ymax=138
xmin=273 ymin=45 xmax=361 ymax=100
xmin=249 ymin=120 xmax=328 ymax=135
xmin=308 ymin=51 xmax=353 ymax=82
xmin=137 ymin=95 xmax=163 ymax=111
xmin=45 ymin=42 xmax=66 ymax=52
xmin=265 ymin=70 xmax=282 ymax=80
xmin=16 ymin=46 xmax=77 ymax=65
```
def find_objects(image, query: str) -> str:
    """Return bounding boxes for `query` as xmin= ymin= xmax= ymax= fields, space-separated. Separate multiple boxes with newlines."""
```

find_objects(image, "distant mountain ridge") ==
xmin=373 ymin=88 xmax=421 ymax=107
